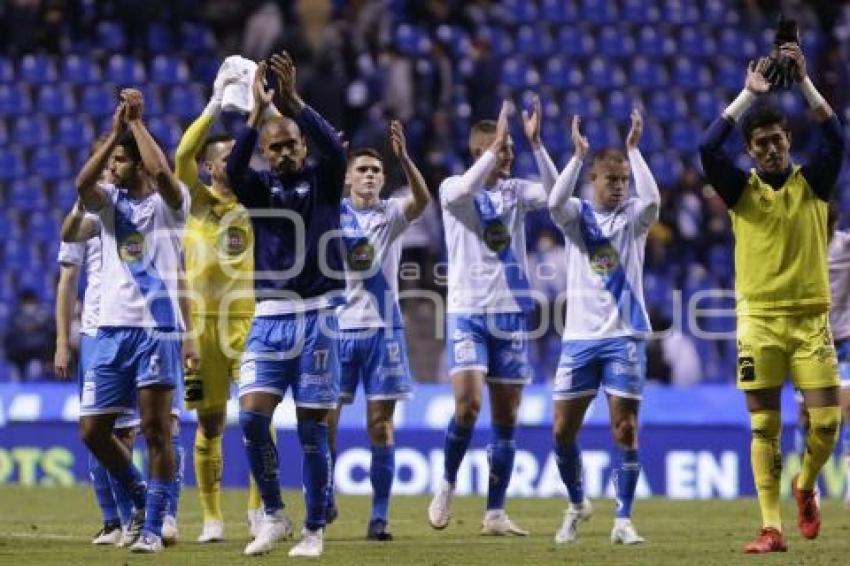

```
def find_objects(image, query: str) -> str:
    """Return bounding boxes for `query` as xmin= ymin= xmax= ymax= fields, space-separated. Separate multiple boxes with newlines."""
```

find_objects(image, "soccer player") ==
xmin=428 ymin=96 xmax=557 ymax=534
xmin=75 ymin=88 xmax=190 ymax=553
xmin=547 ymin=110 xmax=658 ymax=545
xmin=227 ymin=52 xmax=346 ymax=558
xmin=326 ymin=120 xmax=431 ymax=540
xmin=174 ymin=67 xmax=269 ymax=543
xmin=699 ymin=45 xmax=845 ymax=553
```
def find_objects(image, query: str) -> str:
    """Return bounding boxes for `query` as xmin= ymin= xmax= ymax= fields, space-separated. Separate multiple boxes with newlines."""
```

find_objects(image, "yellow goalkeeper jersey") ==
xmin=177 ymin=114 xmax=255 ymax=318
xmin=730 ymin=166 xmax=830 ymax=315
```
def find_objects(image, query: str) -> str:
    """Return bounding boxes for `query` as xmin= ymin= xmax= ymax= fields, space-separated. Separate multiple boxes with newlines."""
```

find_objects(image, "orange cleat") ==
xmin=742 ymin=528 xmax=788 ymax=554
xmin=792 ymin=474 xmax=821 ymax=539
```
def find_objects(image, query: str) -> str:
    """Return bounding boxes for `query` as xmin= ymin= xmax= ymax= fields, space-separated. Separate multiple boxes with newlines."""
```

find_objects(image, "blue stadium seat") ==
xmin=0 ymin=84 xmax=32 ymax=115
xmin=97 ymin=21 xmax=126 ymax=52
xmin=81 ymin=85 xmax=115 ymax=118
xmin=0 ymin=120 xmax=7 ymax=145
xmin=540 ymin=0 xmax=579 ymax=24
xmin=718 ymin=29 xmax=757 ymax=63
xmin=106 ymin=54 xmax=145 ymax=85
xmin=150 ymin=55 xmax=189 ymax=85
xmin=56 ymin=115 xmax=95 ymax=149
xmin=668 ymin=120 xmax=702 ymax=153
xmin=678 ymin=27 xmax=716 ymax=60
xmin=583 ymin=119 xmax=620 ymax=147
xmin=503 ymin=0 xmax=538 ymax=26
xmin=62 ymin=54 xmax=102 ymax=85
xmin=557 ymin=26 xmax=595 ymax=59
xmin=15 ymin=270 xmax=53 ymax=302
xmin=2 ymin=242 xmax=42 ymax=272
xmin=26 ymin=211 xmax=60 ymax=243
xmin=181 ymin=22 xmax=217 ymax=54
xmin=581 ymin=0 xmax=619 ymax=24
xmin=19 ymin=54 xmax=57 ymax=83
xmin=649 ymin=90 xmax=687 ymax=122
xmin=649 ymin=150 xmax=684 ymax=186
xmin=636 ymin=26 xmax=672 ymax=58
xmin=693 ymin=90 xmax=722 ymax=123
xmin=606 ymin=89 xmax=636 ymax=121
xmin=166 ymin=84 xmax=204 ymax=119
xmin=0 ymin=57 xmax=13 ymax=82
xmin=515 ymin=25 xmax=552 ymax=59
xmin=629 ymin=56 xmax=667 ymax=90
xmin=31 ymin=148 xmax=72 ymax=181
xmin=0 ymin=149 xmax=26 ymax=180
xmin=0 ymin=211 xmax=22 ymax=240
xmin=662 ymin=0 xmax=700 ymax=24
xmin=8 ymin=178 xmax=49 ymax=211
xmin=598 ymin=25 xmax=634 ymax=59
xmin=12 ymin=115 xmax=50 ymax=148
xmin=707 ymin=245 xmax=734 ymax=285
xmin=36 ymin=84 xmax=75 ymax=116
xmin=435 ymin=25 xmax=471 ymax=58
xmin=714 ymin=57 xmax=743 ymax=92
xmin=500 ymin=58 xmax=538 ymax=90
xmin=477 ymin=26 xmax=513 ymax=57
xmin=147 ymin=117 xmax=182 ymax=151
xmin=777 ymin=91 xmax=804 ymax=119
xmin=147 ymin=23 xmax=174 ymax=53
xmin=586 ymin=57 xmax=625 ymax=89
xmin=640 ymin=119 xmax=665 ymax=153
xmin=672 ymin=57 xmax=710 ymax=90
xmin=621 ymin=0 xmax=659 ymax=23
xmin=138 ymin=84 xmax=164 ymax=116
xmin=562 ymin=89 xmax=603 ymax=119
xmin=513 ymin=152 xmax=537 ymax=178
xmin=394 ymin=24 xmax=431 ymax=58
xmin=51 ymin=181 xmax=78 ymax=212
xmin=543 ymin=56 xmax=582 ymax=90
xmin=542 ymin=126 xmax=567 ymax=156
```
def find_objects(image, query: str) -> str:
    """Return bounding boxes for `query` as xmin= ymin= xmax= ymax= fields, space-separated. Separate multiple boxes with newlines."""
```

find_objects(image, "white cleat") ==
xmin=610 ymin=518 xmax=645 ymax=545
xmin=243 ymin=511 xmax=294 ymax=556
xmin=288 ymin=527 xmax=323 ymax=558
xmin=161 ymin=515 xmax=179 ymax=546
xmin=554 ymin=500 xmax=593 ymax=544
xmin=119 ymin=508 xmax=145 ymax=548
xmin=428 ymin=479 xmax=454 ymax=529
xmin=247 ymin=508 xmax=264 ymax=539
xmin=481 ymin=509 xmax=529 ymax=536
xmin=91 ymin=523 xmax=123 ymax=545
xmin=197 ymin=519 xmax=225 ymax=543
xmin=130 ymin=531 xmax=164 ymax=553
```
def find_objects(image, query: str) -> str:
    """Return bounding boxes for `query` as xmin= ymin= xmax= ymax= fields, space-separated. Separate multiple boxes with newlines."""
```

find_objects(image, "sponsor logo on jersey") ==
xmin=589 ymin=244 xmax=620 ymax=276
xmin=220 ymin=226 xmax=248 ymax=256
xmin=483 ymin=223 xmax=511 ymax=253
xmin=347 ymin=240 xmax=375 ymax=271
xmin=118 ymin=232 xmax=145 ymax=262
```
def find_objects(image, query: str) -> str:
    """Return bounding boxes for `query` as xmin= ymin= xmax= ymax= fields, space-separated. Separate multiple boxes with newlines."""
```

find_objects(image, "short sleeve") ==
xmin=440 ymin=176 xmax=472 ymax=209
xmin=549 ymin=197 xmax=582 ymax=228
xmin=515 ymin=179 xmax=548 ymax=211
xmin=57 ymin=241 xmax=85 ymax=266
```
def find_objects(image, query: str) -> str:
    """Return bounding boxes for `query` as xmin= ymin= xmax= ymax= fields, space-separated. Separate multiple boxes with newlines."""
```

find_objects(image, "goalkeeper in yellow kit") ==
xmin=699 ymin=44 xmax=845 ymax=553
xmin=175 ymin=71 xmax=269 ymax=542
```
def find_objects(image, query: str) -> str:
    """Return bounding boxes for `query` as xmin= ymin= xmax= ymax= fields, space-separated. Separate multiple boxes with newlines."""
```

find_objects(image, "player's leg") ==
xmin=366 ymin=399 xmax=397 ymax=540
xmin=111 ymin=422 xmax=139 ymax=547
xmin=552 ymin=395 xmax=595 ymax=544
xmin=325 ymin=403 xmax=342 ymax=525
xmin=842 ymin=386 xmax=850 ymax=507
xmin=607 ymin=395 xmax=644 ymax=545
xmin=194 ymin=408 xmax=226 ymax=540
xmin=795 ymin=391 xmax=809 ymax=461
xmin=162 ymin=412 xmax=184 ymax=545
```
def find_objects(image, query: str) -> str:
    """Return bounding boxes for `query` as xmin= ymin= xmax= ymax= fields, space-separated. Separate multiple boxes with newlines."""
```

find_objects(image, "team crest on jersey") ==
xmin=118 ymin=232 xmax=145 ymax=262
xmin=589 ymin=244 xmax=620 ymax=275
xmin=346 ymin=239 xmax=375 ymax=271
xmin=220 ymin=226 xmax=248 ymax=256
xmin=483 ymin=223 xmax=511 ymax=253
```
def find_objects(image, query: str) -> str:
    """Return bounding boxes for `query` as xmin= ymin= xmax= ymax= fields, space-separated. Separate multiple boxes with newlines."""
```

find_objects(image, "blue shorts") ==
xmin=339 ymin=328 xmax=413 ymax=404
xmin=238 ymin=311 xmax=340 ymax=409
xmin=447 ymin=313 xmax=533 ymax=384
xmin=838 ymin=339 xmax=850 ymax=388
xmin=79 ymin=327 xmax=181 ymax=417
xmin=553 ymin=337 xmax=646 ymax=401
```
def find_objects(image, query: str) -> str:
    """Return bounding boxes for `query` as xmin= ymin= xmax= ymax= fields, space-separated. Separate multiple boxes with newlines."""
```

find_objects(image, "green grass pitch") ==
xmin=2 ymin=486 xmax=850 ymax=564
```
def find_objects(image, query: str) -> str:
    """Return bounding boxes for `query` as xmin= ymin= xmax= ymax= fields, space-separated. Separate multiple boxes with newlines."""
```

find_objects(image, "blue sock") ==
xmin=89 ymin=452 xmax=120 ymax=524
xmin=443 ymin=417 xmax=473 ymax=484
xmin=240 ymin=411 xmax=283 ymax=515
xmin=327 ymin=448 xmax=337 ymax=511
xmin=841 ymin=423 xmax=850 ymax=459
xmin=554 ymin=441 xmax=585 ymax=505
xmin=370 ymin=445 xmax=394 ymax=522
xmin=109 ymin=471 xmax=134 ymax=525
xmin=111 ymin=460 xmax=146 ymax=510
xmin=615 ymin=449 xmax=640 ymax=519
xmin=486 ymin=425 xmax=516 ymax=510
xmin=143 ymin=479 xmax=170 ymax=537
xmin=168 ymin=436 xmax=185 ymax=518
xmin=298 ymin=421 xmax=330 ymax=531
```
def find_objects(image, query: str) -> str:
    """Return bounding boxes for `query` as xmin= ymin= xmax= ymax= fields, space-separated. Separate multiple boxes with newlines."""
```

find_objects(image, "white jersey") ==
xmin=552 ymin=197 xmax=654 ymax=339
xmin=95 ymin=183 xmax=189 ymax=329
xmin=829 ymin=230 xmax=850 ymax=340
xmin=56 ymin=220 xmax=102 ymax=336
xmin=338 ymin=197 xmax=409 ymax=329
xmin=440 ymin=176 xmax=547 ymax=313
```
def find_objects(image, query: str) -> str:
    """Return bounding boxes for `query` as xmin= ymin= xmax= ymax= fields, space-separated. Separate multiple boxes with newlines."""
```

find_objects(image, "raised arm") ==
xmin=549 ymin=115 xmax=588 ymax=224
xmin=227 ymin=66 xmax=271 ymax=207
xmin=781 ymin=43 xmax=846 ymax=200
xmin=122 ymin=88 xmax=184 ymax=209
xmin=76 ymin=103 xmax=124 ymax=211
xmin=524 ymin=94 xmax=558 ymax=193
xmin=389 ymin=120 xmax=431 ymax=221
xmin=626 ymin=109 xmax=660 ymax=226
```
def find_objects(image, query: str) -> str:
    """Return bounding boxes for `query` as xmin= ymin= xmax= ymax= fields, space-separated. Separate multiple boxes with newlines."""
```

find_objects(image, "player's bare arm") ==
xmin=269 ymin=51 xmax=305 ymax=116
xmin=76 ymin=103 xmax=124 ymax=211
xmin=782 ymin=43 xmax=834 ymax=122
xmin=60 ymin=200 xmax=99 ymax=242
xmin=549 ymin=115 xmax=588 ymax=212
xmin=54 ymin=261 xmax=81 ymax=380
xmin=247 ymin=60 xmax=274 ymax=129
xmin=522 ymin=93 xmax=558 ymax=197
xmin=391 ymin=120 xmax=431 ymax=221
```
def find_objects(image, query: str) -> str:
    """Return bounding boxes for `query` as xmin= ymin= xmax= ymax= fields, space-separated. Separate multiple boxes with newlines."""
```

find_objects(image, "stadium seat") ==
xmin=649 ymin=150 xmax=684 ymax=186
xmin=777 ymin=90 xmax=804 ymax=118
xmin=540 ymin=0 xmax=579 ymax=24
xmin=586 ymin=57 xmax=625 ymax=89
xmin=51 ymin=181 xmax=78 ymax=212
xmin=636 ymin=26 xmax=672 ymax=58
xmin=0 ymin=120 xmax=7 ymax=145
xmin=668 ymin=120 xmax=702 ymax=153
xmin=166 ymin=84 xmax=204 ymax=119
xmin=515 ymin=25 xmax=552 ymax=59
xmin=692 ymin=90 xmax=723 ymax=123
xmin=582 ymin=118 xmax=620 ymax=147
xmin=106 ymin=54 xmax=146 ymax=85
xmin=629 ymin=56 xmax=668 ymax=90
xmin=649 ymin=90 xmax=687 ymax=123
xmin=435 ymin=25 xmax=471 ymax=58
xmin=606 ymin=89 xmax=637 ymax=121
xmin=476 ymin=26 xmax=513 ymax=57
xmin=2 ymin=242 xmax=42 ymax=272
xmin=0 ymin=84 xmax=32 ymax=115
xmin=598 ymin=25 xmax=635 ymax=59
xmin=96 ymin=21 xmax=126 ymax=52
xmin=513 ymin=151 xmax=537 ymax=178
xmin=714 ymin=57 xmax=743 ymax=92
xmin=62 ymin=55 xmax=102 ymax=85
xmin=706 ymin=244 xmax=734 ymax=285
xmin=562 ymin=89 xmax=602 ymax=119
xmin=678 ymin=27 xmax=716 ymax=60
xmin=8 ymin=178 xmax=49 ymax=211
xmin=581 ymin=0 xmax=619 ymax=24
xmin=147 ymin=117 xmax=182 ymax=151
xmin=0 ymin=57 xmax=13 ymax=82
xmin=36 ymin=84 xmax=75 ymax=116
xmin=718 ymin=29 xmax=757 ymax=63
xmin=31 ymin=148 xmax=72 ymax=181
xmin=12 ymin=115 xmax=50 ymax=148
xmin=18 ymin=54 xmax=57 ymax=83
xmin=56 ymin=115 xmax=95 ymax=149
xmin=150 ymin=55 xmax=190 ymax=85
xmin=557 ymin=26 xmax=595 ymax=59
xmin=0 ymin=149 xmax=26 ymax=180
xmin=662 ymin=0 xmax=700 ymax=24
xmin=181 ymin=22 xmax=217 ymax=54
xmin=394 ymin=24 xmax=431 ymax=58
xmin=0 ymin=211 xmax=21 ymax=240
xmin=503 ymin=0 xmax=538 ymax=26
xmin=621 ymin=0 xmax=659 ymax=23
xmin=25 ymin=211 xmax=60 ymax=243
xmin=640 ymin=119 xmax=666 ymax=153
xmin=501 ymin=58 xmax=539 ymax=90
xmin=138 ymin=84 xmax=164 ymax=116
xmin=81 ymin=84 xmax=116 ymax=118
xmin=672 ymin=57 xmax=710 ymax=90
xmin=147 ymin=23 xmax=174 ymax=53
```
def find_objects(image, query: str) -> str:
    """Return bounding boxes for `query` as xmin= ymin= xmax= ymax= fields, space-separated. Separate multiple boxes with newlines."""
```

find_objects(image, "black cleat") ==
xmin=366 ymin=519 xmax=393 ymax=541
xmin=325 ymin=504 xmax=339 ymax=525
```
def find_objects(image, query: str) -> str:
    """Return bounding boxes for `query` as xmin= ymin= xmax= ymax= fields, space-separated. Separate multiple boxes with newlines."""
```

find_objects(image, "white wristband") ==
xmin=722 ymin=89 xmax=756 ymax=122
xmin=800 ymin=77 xmax=827 ymax=110
xmin=203 ymin=99 xmax=221 ymax=118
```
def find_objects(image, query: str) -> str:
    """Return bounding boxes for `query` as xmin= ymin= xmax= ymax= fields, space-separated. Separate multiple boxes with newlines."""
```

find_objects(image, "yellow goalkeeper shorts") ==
xmin=187 ymin=315 xmax=252 ymax=411
xmin=736 ymin=312 xmax=838 ymax=391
